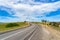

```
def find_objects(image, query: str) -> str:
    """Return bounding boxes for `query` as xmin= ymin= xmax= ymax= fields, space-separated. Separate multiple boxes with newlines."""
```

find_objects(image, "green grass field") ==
xmin=0 ymin=22 xmax=29 ymax=32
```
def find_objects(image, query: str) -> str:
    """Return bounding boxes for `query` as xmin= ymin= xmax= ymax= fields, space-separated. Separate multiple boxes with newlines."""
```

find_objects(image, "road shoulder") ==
xmin=41 ymin=24 xmax=60 ymax=40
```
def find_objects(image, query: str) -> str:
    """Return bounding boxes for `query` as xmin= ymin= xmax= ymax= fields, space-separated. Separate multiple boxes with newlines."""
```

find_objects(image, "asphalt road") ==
xmin=0 ymin=24 xmax=50 ymax=40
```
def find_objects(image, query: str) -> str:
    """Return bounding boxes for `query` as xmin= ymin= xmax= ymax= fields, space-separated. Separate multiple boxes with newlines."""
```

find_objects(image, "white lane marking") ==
xmin=28 ymin=28 xmax=37 ymax=40
xmin=23 ymin=27 xmax=36 ymax=40
xmin=42 ymin=27 xmax=50 ymax=34
xmin=1 ymin=29 xmax=26 ymax=40
xmin=1 ymin=26 xmax=35 ymax=40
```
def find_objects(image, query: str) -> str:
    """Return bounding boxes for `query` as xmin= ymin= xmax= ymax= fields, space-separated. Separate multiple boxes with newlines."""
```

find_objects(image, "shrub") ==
xmin=50 ymin=22 xmax=59 ymax=27
xmin=6 ymin=23 xmax=19 ymax=28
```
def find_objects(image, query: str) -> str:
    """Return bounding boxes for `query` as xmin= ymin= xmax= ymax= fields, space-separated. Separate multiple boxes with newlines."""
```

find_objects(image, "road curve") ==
xmin=0 ymin=24 xmax=50 ymax=40
xmin=0 ymin=24 xmax=37 ymax=40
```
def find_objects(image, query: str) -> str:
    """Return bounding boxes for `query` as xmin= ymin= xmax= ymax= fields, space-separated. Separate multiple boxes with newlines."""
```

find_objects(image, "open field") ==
xmin=0 ymin=22 xmax=29 ymax=32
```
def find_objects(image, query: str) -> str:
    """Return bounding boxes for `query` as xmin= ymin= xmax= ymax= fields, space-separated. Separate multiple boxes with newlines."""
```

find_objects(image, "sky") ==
xmin=0 ymin=0 xmax=60 ymax=22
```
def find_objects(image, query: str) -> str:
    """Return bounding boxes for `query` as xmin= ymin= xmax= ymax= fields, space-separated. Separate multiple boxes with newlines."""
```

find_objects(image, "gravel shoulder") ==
xmin=41 ymin=25 xmax=60 ymax=40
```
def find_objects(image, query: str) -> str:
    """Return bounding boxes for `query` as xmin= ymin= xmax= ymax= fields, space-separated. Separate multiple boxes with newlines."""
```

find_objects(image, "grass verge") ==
xmin=0 ymin=22 xmax=29 ymax=32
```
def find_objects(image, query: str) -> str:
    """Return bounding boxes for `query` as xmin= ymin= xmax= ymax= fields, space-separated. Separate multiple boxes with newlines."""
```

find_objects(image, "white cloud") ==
xmin=0 ymin=0 xmax=60 ymax=22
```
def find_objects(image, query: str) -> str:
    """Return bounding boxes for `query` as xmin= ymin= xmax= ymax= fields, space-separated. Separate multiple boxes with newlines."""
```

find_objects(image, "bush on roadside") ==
xmin=6 ymin=23 xmax=19 ymax=28
xmin=49 ymin=22 xmax=59 ymax=27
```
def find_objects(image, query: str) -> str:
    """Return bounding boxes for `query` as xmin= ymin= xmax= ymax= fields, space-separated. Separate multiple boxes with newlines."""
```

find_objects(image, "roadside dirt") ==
xmin=42 ymin=25 xmax=60 ymax=40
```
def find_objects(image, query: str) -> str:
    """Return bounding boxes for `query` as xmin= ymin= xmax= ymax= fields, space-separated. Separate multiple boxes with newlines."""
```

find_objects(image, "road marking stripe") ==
xmin=1 ymin=29 xmax=26 ymax=40
xmin=24 ymin=27 xmax=36 ymax=40
xmin=28 ymin=27 xmax=37 ymax=40
xmin=1 ymin=25 xmax=35 ymax=40
xmin=42 ymin=27 xmax=50 ymax=34
xmin=1 ymin=27 xmax=33 ymax=40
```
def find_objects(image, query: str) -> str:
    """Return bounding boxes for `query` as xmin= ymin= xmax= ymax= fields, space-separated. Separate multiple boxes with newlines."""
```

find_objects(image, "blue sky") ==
xmin=34 ymin=0 xmax=59 ymax=3
xmin=0 ymin=0 xmax=60 ymax=22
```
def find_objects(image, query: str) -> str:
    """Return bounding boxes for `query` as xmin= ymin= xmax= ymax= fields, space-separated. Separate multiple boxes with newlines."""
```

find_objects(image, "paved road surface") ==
xmin=0 ymin=24 xmax=50 ymax=40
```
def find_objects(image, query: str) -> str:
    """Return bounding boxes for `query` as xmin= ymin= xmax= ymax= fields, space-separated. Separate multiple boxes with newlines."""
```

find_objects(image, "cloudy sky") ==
xmin=0 ymin=0 xmax=60 ymax=22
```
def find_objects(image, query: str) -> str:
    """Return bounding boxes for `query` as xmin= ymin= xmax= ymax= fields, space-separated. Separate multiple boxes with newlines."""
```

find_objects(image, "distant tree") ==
xmin=24 ymin=21 xmax=27 ymax=24
xmin=41 ymin=20 xmax=47 ymax=22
